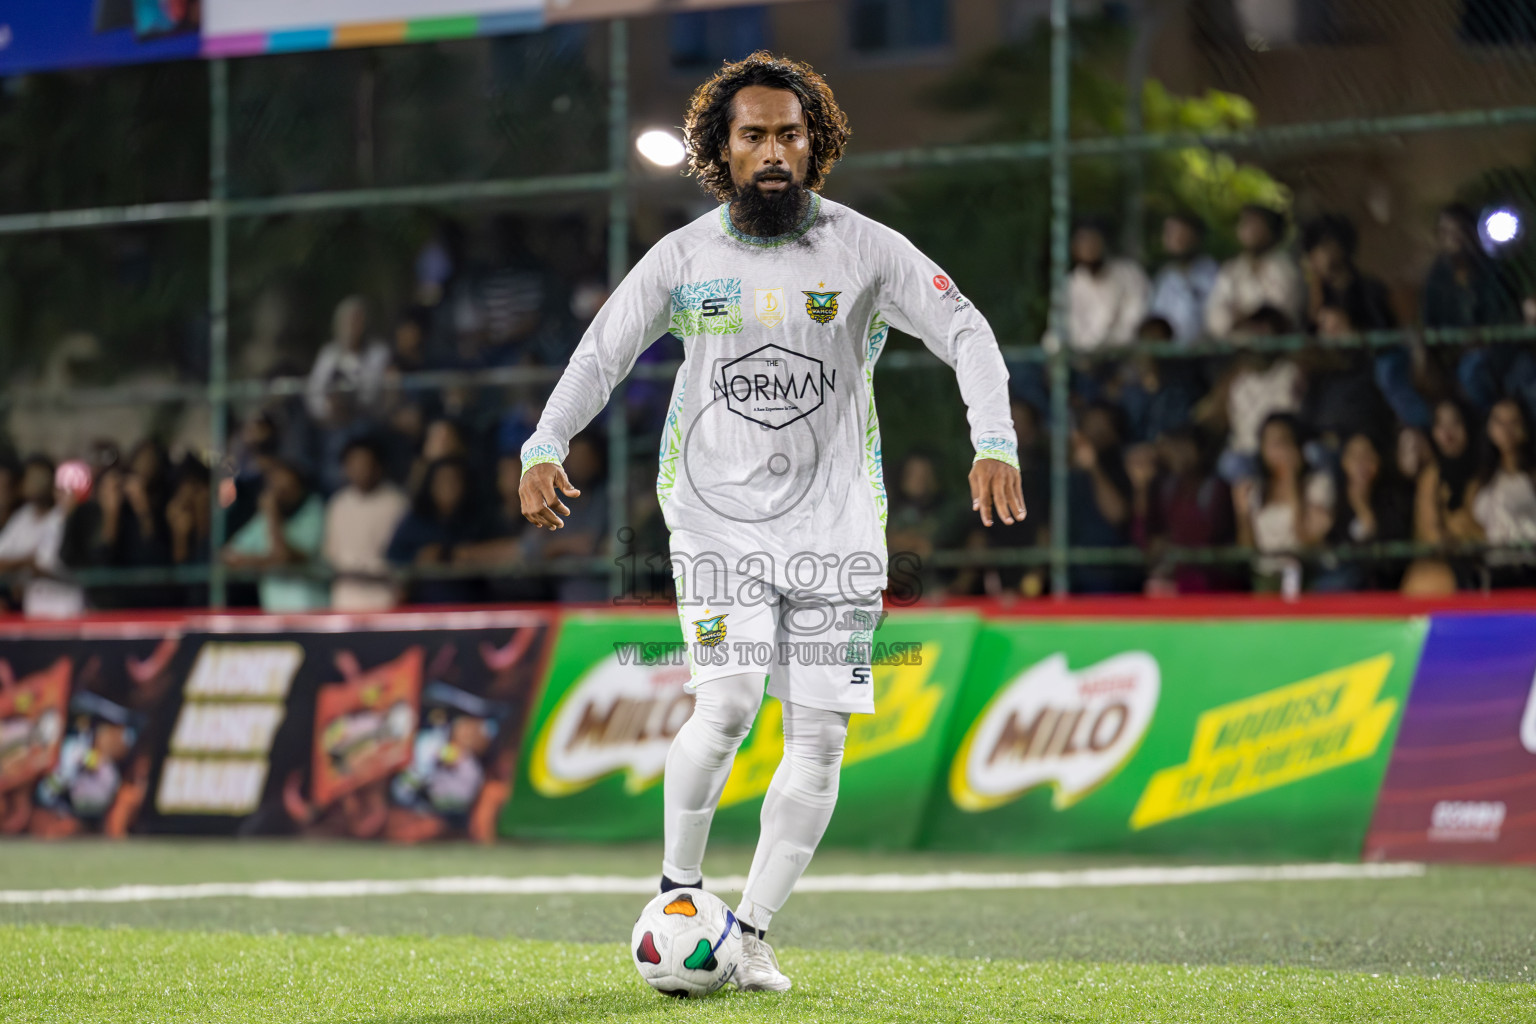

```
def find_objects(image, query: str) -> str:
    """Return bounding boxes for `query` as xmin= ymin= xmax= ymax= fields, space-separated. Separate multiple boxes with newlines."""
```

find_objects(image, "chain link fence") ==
xmin=2 ymin=0 xmax=1535 ymax=608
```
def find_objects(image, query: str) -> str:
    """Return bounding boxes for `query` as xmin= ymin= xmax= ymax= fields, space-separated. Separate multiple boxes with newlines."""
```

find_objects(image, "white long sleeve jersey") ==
xmin=521 ymin=194 xmax=1018 ymax=596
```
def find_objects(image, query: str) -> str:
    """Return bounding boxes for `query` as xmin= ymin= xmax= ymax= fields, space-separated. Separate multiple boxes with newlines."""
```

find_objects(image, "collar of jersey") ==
xmin=718 ymin=192 xmax=822 ymax=248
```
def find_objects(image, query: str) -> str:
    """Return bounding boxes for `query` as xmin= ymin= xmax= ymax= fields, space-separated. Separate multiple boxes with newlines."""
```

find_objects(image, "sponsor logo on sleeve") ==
xmin=670 ymin=278 xmax=743 ymax=336
xmin=930 ymin=273 xmax=971 ymax=311
xmin=949 ymin=652 xmax=1160 ymax=812
xmin=755 ymin=287 xmax=786 ymax=328
xmin=1131 ymin=653 xmax=1399 ymax=830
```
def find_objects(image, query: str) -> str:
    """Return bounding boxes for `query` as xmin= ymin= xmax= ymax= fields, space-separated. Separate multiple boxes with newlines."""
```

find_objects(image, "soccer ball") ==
xmin=630 ymin=888 xmax=742 ymax=997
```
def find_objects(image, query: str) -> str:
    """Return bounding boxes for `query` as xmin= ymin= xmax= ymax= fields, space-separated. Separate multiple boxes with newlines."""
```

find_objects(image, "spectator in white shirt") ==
xmin=306 ymin=296 xmax=392 ymax=423
xmin=1195 ymin=307 xmax=1307 ymax=483
xmin=307 ymin=295 xmax=392 ymax=493
xmin=1233 ymin=413 xmax=1334 ymax=593
xmin=1467 ymin=399 xmax=1536 ymax=587
xmin=1206 ymin=205 xmax=1306 ymax=338
xmin=324 ymin=437 xmax=410 ymax=612
xmin=1046 ymin=220 xmax=1150 ymax=353
xmin=1148 ymin=213 xmax=1220 ymax=344
xmin=0 ymin=456 xmax=85 ymax=618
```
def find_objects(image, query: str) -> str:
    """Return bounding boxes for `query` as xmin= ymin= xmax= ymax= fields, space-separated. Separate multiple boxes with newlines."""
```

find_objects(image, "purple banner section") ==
xmin=201 ymin=34 xmax=271 ymax=57
xmin=1364 ymin=613 xmax=1536 ymax=863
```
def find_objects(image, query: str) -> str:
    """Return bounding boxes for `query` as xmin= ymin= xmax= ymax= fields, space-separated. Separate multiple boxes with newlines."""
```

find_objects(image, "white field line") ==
xmin=0 ymin=862 xmax=1424 ymax=905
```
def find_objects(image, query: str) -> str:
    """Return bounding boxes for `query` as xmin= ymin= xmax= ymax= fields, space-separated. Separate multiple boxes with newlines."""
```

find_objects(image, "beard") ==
xmin=729 ymin=170 xmax=811 ymax=239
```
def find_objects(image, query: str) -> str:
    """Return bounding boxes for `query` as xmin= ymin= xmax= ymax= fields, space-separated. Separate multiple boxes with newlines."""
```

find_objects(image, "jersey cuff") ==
xmin=520 ymin=442 xmax=563 ymax=477
xmin=972 ymin=436 xmax=1019 ymax=470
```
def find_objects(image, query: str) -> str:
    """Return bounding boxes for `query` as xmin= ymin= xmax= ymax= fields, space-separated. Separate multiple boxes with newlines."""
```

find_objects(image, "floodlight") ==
xmin=636 ymin=130 xmax=685 ymax=167
xmin=1479 ymin=206 xmax=1523 ymax=254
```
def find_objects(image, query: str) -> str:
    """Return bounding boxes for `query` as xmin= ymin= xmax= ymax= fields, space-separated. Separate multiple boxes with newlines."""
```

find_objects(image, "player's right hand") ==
xmin=520 ymin=462 xmax=582 ymax=531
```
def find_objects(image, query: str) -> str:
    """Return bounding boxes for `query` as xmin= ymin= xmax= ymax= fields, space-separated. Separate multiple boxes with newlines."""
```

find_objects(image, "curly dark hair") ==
xmin=683 ymin=51 xmax=851 ymax=202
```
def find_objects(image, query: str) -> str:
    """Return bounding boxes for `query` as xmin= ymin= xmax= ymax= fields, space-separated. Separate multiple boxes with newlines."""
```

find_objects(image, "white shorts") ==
xmin=674 ymin=560 xmax=883 ymax=715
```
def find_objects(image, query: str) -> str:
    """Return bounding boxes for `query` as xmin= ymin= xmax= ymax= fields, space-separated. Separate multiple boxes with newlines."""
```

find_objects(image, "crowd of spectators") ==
xmin=1 ymin=202 xmax=1534 ymax=616
xmin=0 ymin=213 xmax=621 ymax=616
xmin=996 ymin=202 xmax=1536 ymax=597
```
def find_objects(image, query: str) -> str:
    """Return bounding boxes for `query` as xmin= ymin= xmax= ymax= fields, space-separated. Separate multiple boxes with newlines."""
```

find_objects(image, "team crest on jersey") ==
xmin=755 ymin=288 xmax=786 ymax=328
xmin=694 ymin=614 xmax=728 ymax=647
xmin=803 ymin=290 xmax=840 ymax=324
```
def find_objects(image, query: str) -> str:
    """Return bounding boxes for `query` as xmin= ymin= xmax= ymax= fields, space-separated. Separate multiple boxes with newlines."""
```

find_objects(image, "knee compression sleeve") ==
xmin=661 ymin=673 xmax=765 ymax=884
xmin=736 ymin=702 xmax=850 ymax=932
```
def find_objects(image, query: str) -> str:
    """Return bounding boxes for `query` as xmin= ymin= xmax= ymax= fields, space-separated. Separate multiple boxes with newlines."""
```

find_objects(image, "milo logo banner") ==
xmin=924 ymin=620 xmax=1425 ymax=859
xmin=500 ymin=611 xmax=978 ymax=848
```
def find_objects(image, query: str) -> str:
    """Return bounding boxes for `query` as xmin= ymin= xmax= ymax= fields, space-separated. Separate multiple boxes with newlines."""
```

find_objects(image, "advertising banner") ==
xmin=544 ymin=0 xmax=785 ymax=25
xmin=0 ymin=0 xmax=201 ymax=76
xmin=1364 ymin=613 xmax=1536 ymax=862
xmin=923 ymin=619 xmax=1426 ymax=859
xmin=0 ymin=612 xmax=553 ymax=842
xmin=0 ymin=0 xmax=826 ymax=73
xmin=25 ymin=606 xmax=1536 ymax=860
xmin=201 ymin=0 xmax=541 ymax=58
xmin=0 ymin=0 xmax=543 ymax=72
xmin=0 ymin=627 xmax=191 ymax=837
xmin=500 ymin=611 xmax=979 ymax=849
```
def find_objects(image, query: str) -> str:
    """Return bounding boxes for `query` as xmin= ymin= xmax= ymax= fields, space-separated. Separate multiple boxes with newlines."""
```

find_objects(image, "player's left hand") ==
xmin=970 ymin=458 xmax=1026 ymax=528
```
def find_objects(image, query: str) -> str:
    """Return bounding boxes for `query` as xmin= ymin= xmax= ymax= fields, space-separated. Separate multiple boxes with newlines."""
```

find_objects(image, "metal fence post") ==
xmin=209 ymin=58 xmax=231 ymax=609
xmin=607 ymin=20 xmax=631 ymax=599
xmin=1048 ymin=0 xmax=1072 ymax=597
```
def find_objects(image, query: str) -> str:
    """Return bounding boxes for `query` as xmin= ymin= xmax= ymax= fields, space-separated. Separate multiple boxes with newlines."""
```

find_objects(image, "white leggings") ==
xmin=662 ymin=672 xmax=849 ymax=933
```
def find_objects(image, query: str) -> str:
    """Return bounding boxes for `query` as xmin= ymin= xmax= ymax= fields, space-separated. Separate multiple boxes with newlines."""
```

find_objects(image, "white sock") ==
xmin=736 ymin=701 xmax=849 ymax=934
xmin=661 ymin=672 xmax=765 ymax=884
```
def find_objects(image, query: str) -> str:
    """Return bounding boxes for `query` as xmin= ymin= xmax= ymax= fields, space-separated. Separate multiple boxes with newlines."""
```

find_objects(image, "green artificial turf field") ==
xmin=2 ymin=840 xmax=1533 ymax=1023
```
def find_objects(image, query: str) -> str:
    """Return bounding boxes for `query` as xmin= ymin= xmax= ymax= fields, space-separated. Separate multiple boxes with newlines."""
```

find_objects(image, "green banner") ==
xmin=499 ymin=611 xmax=978 ymax=849
xmin=922 ymin=619 xmax=1427 ymax=859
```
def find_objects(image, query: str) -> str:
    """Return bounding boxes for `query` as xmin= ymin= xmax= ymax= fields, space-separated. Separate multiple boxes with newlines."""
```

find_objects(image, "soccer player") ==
xmin=519 ymin=52 xmax=1024 ymax=991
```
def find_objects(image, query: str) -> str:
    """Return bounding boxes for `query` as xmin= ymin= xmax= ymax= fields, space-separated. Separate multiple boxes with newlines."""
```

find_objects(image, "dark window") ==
xmin=669 ymin=6 xmax=770 ymax=70
xmin=1462 ymin=0 xmax=1536 ymax=45
xmin=850 ymin=0 xmax=950 ymax=53
xmin=1227 ymin=0 xmax=1342 ymax=48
